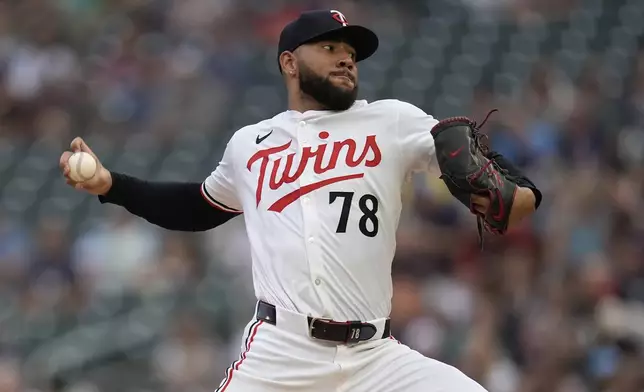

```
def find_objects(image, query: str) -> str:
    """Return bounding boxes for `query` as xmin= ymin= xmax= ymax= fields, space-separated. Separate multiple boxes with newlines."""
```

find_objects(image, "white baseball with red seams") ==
xmin=201 ymin=99 xmax=489 ymax=392
xmin=68 ymin=152 xmax=97 ymax=182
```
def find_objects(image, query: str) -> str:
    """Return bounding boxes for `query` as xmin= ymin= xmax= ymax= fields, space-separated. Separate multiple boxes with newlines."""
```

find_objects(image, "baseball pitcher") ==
xmin=60 ymin=9 xmax=541 ymax=392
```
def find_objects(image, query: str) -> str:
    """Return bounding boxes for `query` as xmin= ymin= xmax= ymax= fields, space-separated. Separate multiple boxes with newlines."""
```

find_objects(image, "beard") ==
xmin=298 ymin=63 xmax=358 ymax=111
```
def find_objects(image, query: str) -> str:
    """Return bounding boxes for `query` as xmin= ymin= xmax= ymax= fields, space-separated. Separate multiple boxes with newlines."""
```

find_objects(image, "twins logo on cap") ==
xmin=330 ymin=10 xmax=349 ymax=26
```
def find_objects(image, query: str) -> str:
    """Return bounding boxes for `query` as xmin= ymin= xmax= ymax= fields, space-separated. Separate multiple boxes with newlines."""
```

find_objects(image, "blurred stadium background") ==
xmin=0 ymin=0 xmax=643 ymax=391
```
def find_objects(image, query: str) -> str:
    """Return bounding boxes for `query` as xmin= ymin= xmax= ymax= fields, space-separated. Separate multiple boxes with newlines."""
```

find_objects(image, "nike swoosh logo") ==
xmin=256 ymin=130 xmax=273 ymax=144
xmin=449 ymin=146 xmax=464 ymax=158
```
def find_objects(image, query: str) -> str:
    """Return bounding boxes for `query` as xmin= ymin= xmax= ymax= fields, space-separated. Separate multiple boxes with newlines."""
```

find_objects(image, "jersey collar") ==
xmin=283 ymin=100 xmax=368 ymax=120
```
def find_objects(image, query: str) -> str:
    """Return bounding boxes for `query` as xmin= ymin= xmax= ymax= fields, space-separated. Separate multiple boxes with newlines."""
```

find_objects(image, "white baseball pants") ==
xmin=215 ymin=303 xmax=488 ymax=392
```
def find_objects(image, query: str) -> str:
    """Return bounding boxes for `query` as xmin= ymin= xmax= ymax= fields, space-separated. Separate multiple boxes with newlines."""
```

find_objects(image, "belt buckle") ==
xmin=308 ymin=317 xmax=333 ymax=339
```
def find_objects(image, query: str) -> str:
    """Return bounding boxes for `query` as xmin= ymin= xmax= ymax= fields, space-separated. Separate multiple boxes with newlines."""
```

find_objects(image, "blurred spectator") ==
xmin=138 ymin=232 xmax=204 ymax=296
xmin=0 ymin=210 xmax=30 ymax=291
xmin=0 ymin=358 xmax=21 ymax=392
xmin=21 ymin=216 xmax=81 ymax=316
xmin=71 ymin=208 xmax=161 ymax=298
xmin=152 ymin=311 xmax=221 ymax=392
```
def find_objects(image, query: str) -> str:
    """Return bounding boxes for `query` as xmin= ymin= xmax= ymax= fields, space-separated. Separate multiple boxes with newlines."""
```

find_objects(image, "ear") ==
xmin=280 ymin=51 xmax=297 ymax=75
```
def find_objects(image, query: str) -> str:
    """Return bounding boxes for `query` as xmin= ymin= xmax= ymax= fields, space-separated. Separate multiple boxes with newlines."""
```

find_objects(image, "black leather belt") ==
xmin=256 ymin=300 xmax=391 ymax=344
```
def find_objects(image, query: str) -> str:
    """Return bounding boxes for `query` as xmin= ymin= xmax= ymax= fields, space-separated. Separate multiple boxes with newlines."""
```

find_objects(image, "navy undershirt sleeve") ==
xmin=98 ymin=172 xmax=241 ymax=231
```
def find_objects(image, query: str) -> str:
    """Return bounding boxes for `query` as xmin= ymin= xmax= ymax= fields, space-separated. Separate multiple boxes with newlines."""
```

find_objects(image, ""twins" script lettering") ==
xmin=246 ymin=131 xmax=382 ymax=212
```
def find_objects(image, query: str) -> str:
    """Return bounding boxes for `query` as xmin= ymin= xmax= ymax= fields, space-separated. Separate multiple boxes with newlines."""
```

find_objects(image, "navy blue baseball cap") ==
xmin=277 ymin=9 xmax=379 ymax=72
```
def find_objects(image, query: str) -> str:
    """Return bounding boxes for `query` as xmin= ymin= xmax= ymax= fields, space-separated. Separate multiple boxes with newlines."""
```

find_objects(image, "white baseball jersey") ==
xmin=201 ymin=99 xmax=438 ymax=322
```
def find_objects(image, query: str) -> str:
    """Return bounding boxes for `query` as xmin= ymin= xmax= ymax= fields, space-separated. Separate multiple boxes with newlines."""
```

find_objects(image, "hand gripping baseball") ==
xmin=59 ymin=137 xmax=113 ymax=195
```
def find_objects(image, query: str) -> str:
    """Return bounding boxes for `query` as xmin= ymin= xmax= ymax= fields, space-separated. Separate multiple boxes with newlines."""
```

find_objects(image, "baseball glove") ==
xmin=430 ymin=110 xmax=518 ymax=248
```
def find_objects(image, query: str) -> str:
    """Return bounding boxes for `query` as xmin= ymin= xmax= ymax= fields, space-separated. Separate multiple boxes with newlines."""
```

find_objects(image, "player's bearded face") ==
xmin=298 ymin=61 xmax=358 ymax=111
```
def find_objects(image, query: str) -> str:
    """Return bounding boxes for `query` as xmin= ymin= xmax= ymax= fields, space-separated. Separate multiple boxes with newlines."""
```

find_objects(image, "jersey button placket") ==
xmin=297 ymin=120 xmax=327 ymax=300
xmin=299 ymin=121 xmax=309 ymax=150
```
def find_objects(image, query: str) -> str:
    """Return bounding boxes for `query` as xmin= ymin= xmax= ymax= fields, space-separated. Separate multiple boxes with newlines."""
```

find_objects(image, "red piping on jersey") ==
xmin=200 ymin=183 xmax=242 ymax=213
xmin=218 ymin=320 xmax=264 ymax=392
xmin=268 ymin=173 xmax=364 ymax=212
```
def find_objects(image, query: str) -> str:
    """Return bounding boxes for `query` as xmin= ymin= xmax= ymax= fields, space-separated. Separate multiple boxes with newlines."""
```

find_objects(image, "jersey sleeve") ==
xmin=201 ymin=137 xmax=243 ymax=213
xmin=396 ymin=101 xmax=440 ymax=173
